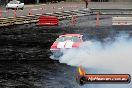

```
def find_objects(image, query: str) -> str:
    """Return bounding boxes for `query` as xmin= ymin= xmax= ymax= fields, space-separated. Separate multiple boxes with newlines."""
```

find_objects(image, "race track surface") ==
xmin=0 ymin=15 xmax=132 ymax=88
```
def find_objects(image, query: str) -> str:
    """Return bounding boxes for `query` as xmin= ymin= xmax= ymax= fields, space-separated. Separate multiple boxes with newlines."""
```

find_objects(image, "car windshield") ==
xmin=9 ymin=1 xmax=19 ymax=4
xmin=56 ymin=36 xmax=81 ymax=42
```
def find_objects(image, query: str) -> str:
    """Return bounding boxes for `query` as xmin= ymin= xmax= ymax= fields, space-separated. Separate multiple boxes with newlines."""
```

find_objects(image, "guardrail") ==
xmin=0 ymin=8 xmax=132 ymax=27
xmin=0 ymin=18 xmax=10 ymax=26
xmin=91 ymin=8 xmax=132 ymax=15
xmin=0 ymin=15 xmax=39 ymax=27
xmin=91 ymin=8 xmax=132 ymax=12
xmin=0 ymin=5 xmax=80 ymax=27
xmin=112 ymin=17 xmax=132 ymax=25
xmin=0 ymin=8 xmax=91 ymax=27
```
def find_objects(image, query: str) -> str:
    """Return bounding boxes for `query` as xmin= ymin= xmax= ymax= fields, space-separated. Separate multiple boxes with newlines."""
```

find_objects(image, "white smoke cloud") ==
xmin=57 ymin=34 xmax=132 ymax=73
xmin=50 ymin=34 xmax=132 ymax=88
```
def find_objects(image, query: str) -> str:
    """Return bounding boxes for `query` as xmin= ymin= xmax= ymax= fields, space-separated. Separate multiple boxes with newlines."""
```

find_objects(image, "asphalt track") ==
xmin=0 ymin=15 xmax=132 ymax=88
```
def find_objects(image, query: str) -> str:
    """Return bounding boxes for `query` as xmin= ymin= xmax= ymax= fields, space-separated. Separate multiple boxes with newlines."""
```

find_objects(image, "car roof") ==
xmin=59 ymin=34 xmax=83 ymax=37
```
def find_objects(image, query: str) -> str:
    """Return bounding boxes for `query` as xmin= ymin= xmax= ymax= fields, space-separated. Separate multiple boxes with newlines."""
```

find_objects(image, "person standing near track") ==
xmin=82 ymin=0 xmax=90 ymax=8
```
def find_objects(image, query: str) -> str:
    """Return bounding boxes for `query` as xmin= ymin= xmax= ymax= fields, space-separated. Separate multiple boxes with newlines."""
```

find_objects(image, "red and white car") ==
xmin=50 ymin=34 xmax=83 ymax=51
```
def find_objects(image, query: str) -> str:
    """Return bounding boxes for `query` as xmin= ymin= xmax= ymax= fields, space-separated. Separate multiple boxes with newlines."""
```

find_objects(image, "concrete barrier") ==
xmin=0 ymin=18 xmax=10 ymax=26
xmin=15 ymin=16 xmax=26 ymax=24
xmin=27 ymin=15 xmax=38 ymax=23
xmin=0 ymin=8 xmax=102 ymax=27
xmin=23 ymin=16 xmax=31 ymax=24
xmin=38 ymin=16 xmax=59 ymax=26
xmin=112 ymin=17 xmax=132 ymax=25
xmin=0 ymin=15 xmax=39 ymax=27
xmin=8 ymin=17 xmax=15 ymax=25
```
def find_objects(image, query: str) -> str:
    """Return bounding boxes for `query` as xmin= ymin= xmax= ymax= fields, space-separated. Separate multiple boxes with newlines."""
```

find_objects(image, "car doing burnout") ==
xmin=6 ymin=0 xmax=24 ymax=10
xmin=50 ymin=34 xmax=83 ymax=51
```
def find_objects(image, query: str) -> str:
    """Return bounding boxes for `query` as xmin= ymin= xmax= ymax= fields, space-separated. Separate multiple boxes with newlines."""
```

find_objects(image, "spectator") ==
xmin=83 ymin=0 xmax=90 ymax=8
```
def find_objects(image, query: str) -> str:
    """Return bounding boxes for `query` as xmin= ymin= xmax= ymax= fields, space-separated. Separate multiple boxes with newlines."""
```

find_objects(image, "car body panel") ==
xmin=50 ymin=34 xmax=83 ymax=51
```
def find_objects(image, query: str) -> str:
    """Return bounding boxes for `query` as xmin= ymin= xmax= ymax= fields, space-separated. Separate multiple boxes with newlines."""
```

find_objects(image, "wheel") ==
xmin=16 ymin=6 xmax=19 ymax=10
xmin=21 ymin=7 xmax=24 ymax=10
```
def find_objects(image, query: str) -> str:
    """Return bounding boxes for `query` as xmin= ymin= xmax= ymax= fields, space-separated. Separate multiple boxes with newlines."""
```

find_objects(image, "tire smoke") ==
xmin=50 ymin=34 xmax=132 ymax=88
xmin=51 ymin=34 xmax=132 ymax=73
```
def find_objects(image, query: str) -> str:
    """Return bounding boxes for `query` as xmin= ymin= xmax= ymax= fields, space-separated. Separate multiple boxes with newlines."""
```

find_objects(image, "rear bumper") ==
xmin=50 ymin=48 xmax=60 ymax=51
xmin=50 ymin=47 xmax=78 ymax=52
xmin=50 ymin=48 xmax=73 ymax=52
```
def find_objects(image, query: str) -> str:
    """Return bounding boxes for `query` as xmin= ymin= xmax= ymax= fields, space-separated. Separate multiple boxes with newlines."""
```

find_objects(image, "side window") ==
xmin=59 ymin=37 xmax=65 ymax=42
xmin=73 ymin=37 xmax=81 ymax=42
xmin=56 ymin=37 xmax=65 ymax=42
